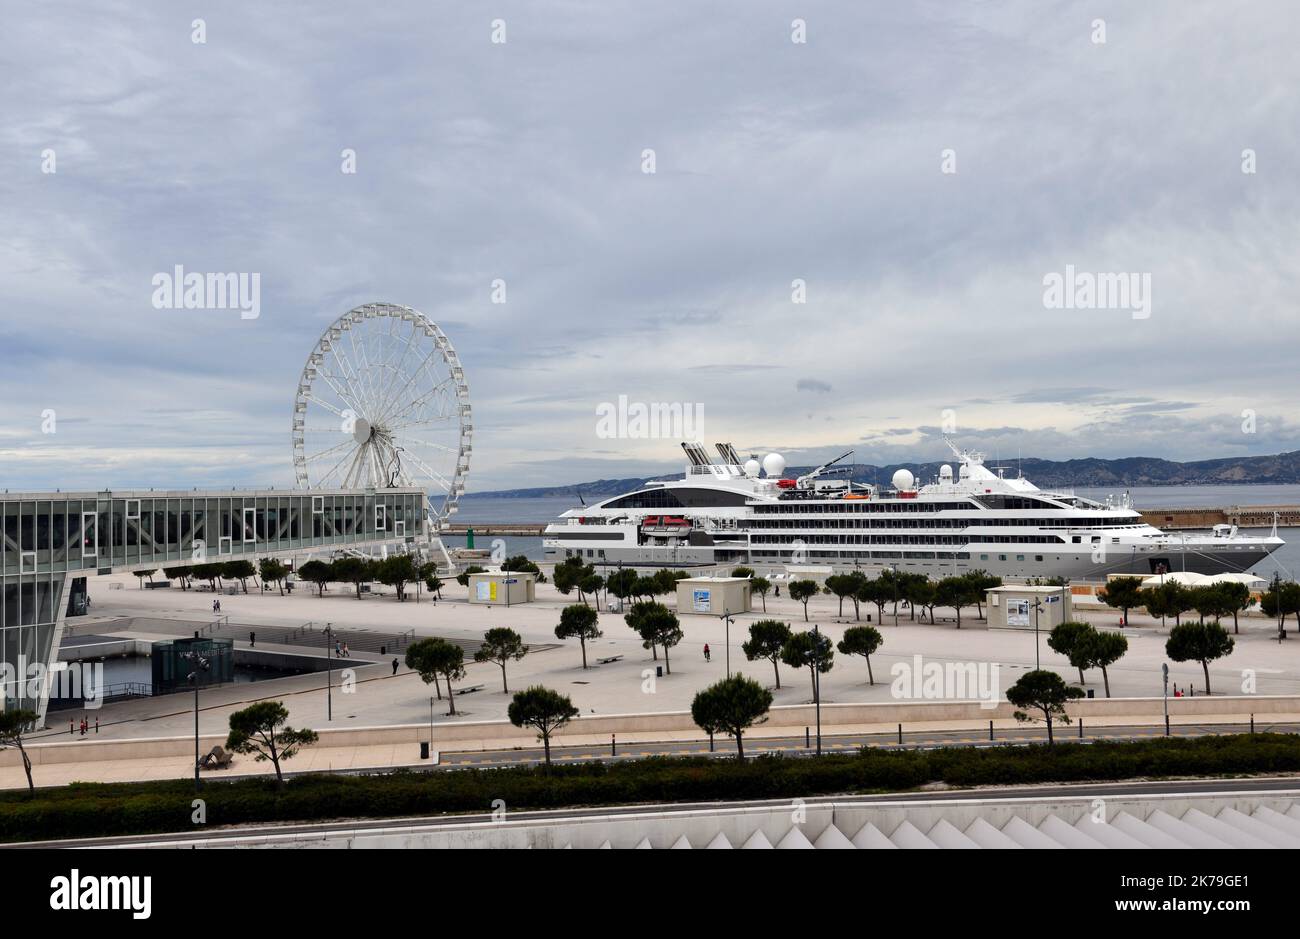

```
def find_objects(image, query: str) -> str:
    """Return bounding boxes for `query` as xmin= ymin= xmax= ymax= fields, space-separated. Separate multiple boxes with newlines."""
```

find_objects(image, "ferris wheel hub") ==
xmin=352 ymin=416 xmax=372 ymax=445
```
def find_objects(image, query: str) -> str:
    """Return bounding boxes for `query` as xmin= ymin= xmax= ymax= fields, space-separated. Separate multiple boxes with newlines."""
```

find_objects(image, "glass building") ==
xmin=0 ymin=486 xmax=425 ymax=722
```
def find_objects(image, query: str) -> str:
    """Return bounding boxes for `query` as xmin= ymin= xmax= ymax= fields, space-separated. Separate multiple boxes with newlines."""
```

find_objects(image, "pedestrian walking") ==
xmin=249 ymin=631 xmax=256 ymax=648
xmin=335 ymin=639 xmax=342 ymax=656
xmin=703 ymin=643 xmax=711 ymax=662
xmin=342 ymin=642 xmax=350 ymax=658
xmin=392 ymin=658 xmax=400 ymax=675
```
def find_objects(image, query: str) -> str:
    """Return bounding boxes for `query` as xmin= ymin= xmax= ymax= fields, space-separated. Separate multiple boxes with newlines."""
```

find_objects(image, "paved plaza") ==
xmin=33 ymin=571 xmax=1300 ymax=744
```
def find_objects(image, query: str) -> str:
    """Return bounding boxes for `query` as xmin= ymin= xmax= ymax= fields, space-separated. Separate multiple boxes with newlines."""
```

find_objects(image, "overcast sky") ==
xmin=2 ymin=1 xmax=1298 ymax=495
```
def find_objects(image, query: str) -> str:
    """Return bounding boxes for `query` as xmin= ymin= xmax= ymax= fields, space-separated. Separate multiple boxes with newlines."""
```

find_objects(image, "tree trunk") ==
xmin=760 ymin=595 xmax=767 ymax=612
xmin=542 ymin=733 xmax=551 ymax=766
xmin=500 ymin=664 xmax=509 ymax=694
xmin=1202 ymin=660 xmax=1211 ymax=696
xmin=867 ymin=657 xmax=874 ymax=685
xmin=21 ymin=747 xmax=33 ymax=794
xmin=1078 ymin=667 xmax=1085 ymax=685
xmin=802 ymin=603 xmax=809 ymax=622
xmin=1102 ymin=666 xmax=1111 ymax=698
xmin=580 ymin=638 xmax=588 ymax=669
xmin=446 ymin=675 xmax=458 ymax=715
xmin=1045 ymin=713 xmax=1054 ymax=744
xmin=736 ymin=730 xmax=744 ymax=761
xmin=663 ymin=644 xmax=671 ymax=675
xmin=772 ymin=658 xmax=781 ymax=689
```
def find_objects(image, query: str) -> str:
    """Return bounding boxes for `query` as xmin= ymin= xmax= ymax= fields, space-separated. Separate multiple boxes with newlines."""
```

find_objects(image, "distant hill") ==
xmin=464 ymin=451 xmax=1300 ymax=498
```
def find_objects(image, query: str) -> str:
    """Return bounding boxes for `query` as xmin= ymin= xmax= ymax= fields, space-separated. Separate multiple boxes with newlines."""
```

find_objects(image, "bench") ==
xmin=200 ymin=746 xmax=234 ymax=770
xmin=454 ymin=684 xmax=486 ymax=696
xmin=596 ymin=655 xmax=624 ymax=665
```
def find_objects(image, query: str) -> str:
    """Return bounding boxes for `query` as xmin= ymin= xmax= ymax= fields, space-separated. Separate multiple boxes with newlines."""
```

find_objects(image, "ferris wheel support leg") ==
xmin=434 ymin=535 xmax=453 ymax=569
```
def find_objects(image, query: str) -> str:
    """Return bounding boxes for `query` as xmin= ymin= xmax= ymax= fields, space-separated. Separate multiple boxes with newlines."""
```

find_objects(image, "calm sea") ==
xmin=452 ymin=486 xmax=1300 ymax=576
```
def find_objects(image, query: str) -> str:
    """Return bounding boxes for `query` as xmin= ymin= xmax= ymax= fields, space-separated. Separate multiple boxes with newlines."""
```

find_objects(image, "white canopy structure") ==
xmin=1140 ymin=571 xmax=1212 ymax=588
xmin=1204 ymin=572 xmax=1268 ymax=587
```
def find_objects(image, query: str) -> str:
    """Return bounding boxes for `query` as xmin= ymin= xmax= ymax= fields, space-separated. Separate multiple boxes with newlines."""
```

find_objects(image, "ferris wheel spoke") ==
xmin=315 ymin=369 xmax=364 ymax=415
xmin=304 ymin=393 xmax=351 ymax=420
xmin=376 ymin=320 xmax=422 ymax=419
xmin=346 ymin=323 xmax=381 ymax=418
xmin=319 ymin=442 xmax=362 ymax=487
xmin=375 ymin=347 xmax=444 ymax=424
xmin=383 ymin=375 xmax=455 ymax=427
xmin=303 ymin=439 xmax=356 ymax=463
xmin=329 ymin=344 xmax=369 ymax=414
xmin=402 ymin=449 xmax=454 ymax=492
xmin=401 ymin=436 xmax=458 ymax=454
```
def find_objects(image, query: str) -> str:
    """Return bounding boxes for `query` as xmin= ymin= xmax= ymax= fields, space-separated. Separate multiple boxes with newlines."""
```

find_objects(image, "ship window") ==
xmin=1035 ymin=555 xmax=1043 ymax=562
xmin=603 ymin=487 xmax=750 ymax=509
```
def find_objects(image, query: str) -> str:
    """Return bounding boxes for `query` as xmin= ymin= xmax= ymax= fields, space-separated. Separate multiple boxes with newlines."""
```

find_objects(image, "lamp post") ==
xmin=891 ymin=564 xmax=899 ymax=626
xmin=325 ymin=622 xmax=333 ymax=721
xmin=1274 ymin=572 xmax=1287 ymax=642
xmin=719 ymin=608 xmax=733 ymax=677
xmin=811 ymin=624 xmax=828 ymax=756
xmin=1032 ymin=597 xmax=1042 ymax=669
xmin=1161 ymin=662 xmax=1170 ymax=736
xmin=180 ymin=647 xmax=210 ymax=794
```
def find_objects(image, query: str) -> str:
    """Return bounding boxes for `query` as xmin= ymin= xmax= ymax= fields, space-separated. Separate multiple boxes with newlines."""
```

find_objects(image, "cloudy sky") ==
xmin=2 ymin=1 xmax=1298 ymax=495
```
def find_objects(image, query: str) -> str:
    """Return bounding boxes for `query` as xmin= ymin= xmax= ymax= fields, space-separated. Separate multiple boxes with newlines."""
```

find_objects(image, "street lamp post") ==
xmin=325 ymin=622 xmax=333 ymax=721
xmin=812 ymin=624 xmax=827 ymax=756
xmin=1161 ymin=662 xmax=1170 ymax=736
xmin=720 ymin=608 xmax=733 ymax=677
xmin=891 ymin=564 xmax=899 ymax=626
xmin=1033 ymin=598 xmax=1042 ymax=669
xmin=180 ymin=648 xmax=210 ymax=794
xmin=1274 ymin=572 xmax=1287 ymax=642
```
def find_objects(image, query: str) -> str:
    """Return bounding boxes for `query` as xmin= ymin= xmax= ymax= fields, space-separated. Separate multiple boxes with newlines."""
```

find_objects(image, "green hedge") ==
xmin=2 ymin=734 xmax=1297 ymax=842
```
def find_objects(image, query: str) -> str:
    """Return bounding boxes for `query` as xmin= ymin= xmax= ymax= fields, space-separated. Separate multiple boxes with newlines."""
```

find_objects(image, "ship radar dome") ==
xmin=743 ymin=458 xmax=761 ymax=477
xmin=761 ymin=453 xmax=786 ymax=478
xmin=939 ymin=464 xmax=953 ymax=480
xmin=891 ymin=468 xmax=915 ymax=491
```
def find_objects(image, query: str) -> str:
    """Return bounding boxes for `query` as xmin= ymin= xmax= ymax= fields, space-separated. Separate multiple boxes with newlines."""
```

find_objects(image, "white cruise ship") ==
xmin=542 ymin=440 xmax=1285 ymax=581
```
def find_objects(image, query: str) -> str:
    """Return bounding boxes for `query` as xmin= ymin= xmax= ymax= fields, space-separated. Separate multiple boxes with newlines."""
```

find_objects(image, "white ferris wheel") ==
xmin=292 ymin=302 xmax=471 ymax=558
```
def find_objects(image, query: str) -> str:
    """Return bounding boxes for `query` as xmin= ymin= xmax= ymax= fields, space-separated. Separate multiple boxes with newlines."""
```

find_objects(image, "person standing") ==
xmin=703 ymin=643 xmax=711 ymax=662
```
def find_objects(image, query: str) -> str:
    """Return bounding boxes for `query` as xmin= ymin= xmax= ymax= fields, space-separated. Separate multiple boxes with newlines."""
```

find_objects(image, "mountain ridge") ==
xmin=464 ymin=451 xmax=1300 ymax=498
